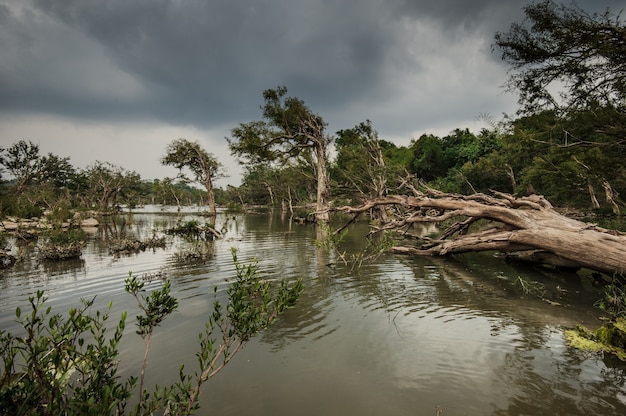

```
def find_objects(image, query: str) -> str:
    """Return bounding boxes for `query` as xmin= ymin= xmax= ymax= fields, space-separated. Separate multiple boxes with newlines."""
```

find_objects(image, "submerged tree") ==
xmin=161 ymin=139 xmax=224 ymax=216
xmin=83 ymin=161 xmax=141 ymax=211
xmin=228 ymin=86 xmax=332 ymax=222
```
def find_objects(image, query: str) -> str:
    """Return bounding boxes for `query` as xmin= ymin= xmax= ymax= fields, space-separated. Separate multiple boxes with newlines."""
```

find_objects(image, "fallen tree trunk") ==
xmin=333 ymin=187 xmax=626 ymax=276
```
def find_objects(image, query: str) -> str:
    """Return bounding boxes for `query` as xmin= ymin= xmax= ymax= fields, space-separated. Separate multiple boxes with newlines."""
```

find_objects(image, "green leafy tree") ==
xmin=333 ymin=120 xmax=401 ymax=220
xmin=83 ymin=161 xmax=141 ymax=211
xmin=239 ymin=163 xmax=279 ymax=206
xmin=229 ymin=86 xmax=332 ymax=222
xmin=511 ymin=110 xmax=626 ymax=211
xmin=409 ymin=134 xmax=447 ymax=181
xmin=0 ymin=140 xmax=75 ymax=198
xmin=494 ymin=0 xmax=626 ymax=115
xmin=0 ymin=140 xmax=42 ymax=196
xmin=493 ymin=1 xmax=626 ymax=209
xmin=153 ymin=178 xmax=186 ymax=209
xmin=161 ymin=139 xmax=224 ymax=216
xmin=0 ymin=140 xmax=79 ymax=217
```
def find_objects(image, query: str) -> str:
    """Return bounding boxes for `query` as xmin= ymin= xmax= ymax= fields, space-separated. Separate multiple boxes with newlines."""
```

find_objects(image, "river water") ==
xmin=1 ymin=208 xmax=625 ymax=415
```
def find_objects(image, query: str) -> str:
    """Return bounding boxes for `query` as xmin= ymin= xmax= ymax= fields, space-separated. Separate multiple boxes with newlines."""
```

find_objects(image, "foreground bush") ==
xmin=0 ymin=248 xmax=303 ymax=415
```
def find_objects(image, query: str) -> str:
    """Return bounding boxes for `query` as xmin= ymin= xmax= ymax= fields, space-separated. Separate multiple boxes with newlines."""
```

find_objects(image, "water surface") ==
xmin=1 ymin=208 xmax=625 ymax=415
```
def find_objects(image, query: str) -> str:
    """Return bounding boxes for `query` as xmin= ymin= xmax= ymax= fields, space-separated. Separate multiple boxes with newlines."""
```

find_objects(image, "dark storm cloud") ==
xmin=19 ymin=0 xmax=401 ymax=127
xmin=1 ymin=0 xmax=624 ymax=136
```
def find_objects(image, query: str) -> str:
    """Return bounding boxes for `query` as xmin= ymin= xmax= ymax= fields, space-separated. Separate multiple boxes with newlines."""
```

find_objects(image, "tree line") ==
xmin=1 ymin=0 xmax=624 ymax=222
xmin=0 ymin=142 xmax=203 ymax=219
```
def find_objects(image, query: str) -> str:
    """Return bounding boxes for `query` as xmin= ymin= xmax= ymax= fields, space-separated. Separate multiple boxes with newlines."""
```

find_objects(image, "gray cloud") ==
xmin=1 ymin=0 xmax=624 ymax=183
xmin=22 ymin=0 xmax=403 ymax=126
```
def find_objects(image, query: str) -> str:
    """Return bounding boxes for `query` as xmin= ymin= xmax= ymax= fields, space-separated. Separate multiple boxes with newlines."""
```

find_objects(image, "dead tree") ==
xmin=333 ymin=185 xmax=626 ymax=277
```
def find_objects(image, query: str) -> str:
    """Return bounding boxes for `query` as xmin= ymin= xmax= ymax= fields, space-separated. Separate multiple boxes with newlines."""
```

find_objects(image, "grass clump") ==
xmin=565 ymin=319 xmax=626 ymax=361
xmin=566 ymin=276 xmax=626 ymax=361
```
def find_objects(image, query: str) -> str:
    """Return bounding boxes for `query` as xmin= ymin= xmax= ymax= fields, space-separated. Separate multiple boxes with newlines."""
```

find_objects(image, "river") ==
xmin=1 ymin=207 xmax=625 ymax=415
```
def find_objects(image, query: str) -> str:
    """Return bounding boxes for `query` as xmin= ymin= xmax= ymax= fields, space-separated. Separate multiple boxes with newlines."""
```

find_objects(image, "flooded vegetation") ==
xmin=1 ymin=207 xmax=625 ymax=415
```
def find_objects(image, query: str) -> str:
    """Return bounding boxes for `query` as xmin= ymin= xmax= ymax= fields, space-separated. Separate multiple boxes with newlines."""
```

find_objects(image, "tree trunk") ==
xmin=505 ymin=164 xmax=517 ymax=193
xmin=588 ymin=182 xmax=601 ymax=209
xmin=315 ymin=141 xmax=330 ymax=223
xmin=603 ymin=179 xmax=621 ymax=215
xmin=265 ymin=182 xmax=275 ymax=205
xmin=334 ymin=186 xmax=626 ymax=276
xmin=205 ymin=177 xmax=216 ymax=216
xmin=288 ymin=186 xmax=294 ymax=215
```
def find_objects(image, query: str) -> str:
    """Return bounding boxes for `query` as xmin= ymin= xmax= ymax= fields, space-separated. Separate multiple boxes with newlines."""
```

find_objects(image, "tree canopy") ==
xmin=229 ymin=86 xmax=332 ymax=222
xmin=494 ymin=0 xmax=626 ymax=116
xmin=161 ymin=139 xmax=224 ymax=216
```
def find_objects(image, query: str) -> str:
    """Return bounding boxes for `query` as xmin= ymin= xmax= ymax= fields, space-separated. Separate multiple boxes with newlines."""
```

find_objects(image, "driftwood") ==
xmin=334 ymin=187 xmax=626 ymax=276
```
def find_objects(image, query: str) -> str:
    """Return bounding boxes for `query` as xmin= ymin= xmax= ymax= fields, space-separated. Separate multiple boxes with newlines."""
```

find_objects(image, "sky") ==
xmin=0 ymin=0 xmax=623 ymax=187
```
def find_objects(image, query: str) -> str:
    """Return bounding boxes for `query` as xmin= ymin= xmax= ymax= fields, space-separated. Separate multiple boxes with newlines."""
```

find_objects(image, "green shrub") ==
xmin=108 ymin=236 xmax=166 ymax=256
xmin=0 ymin=248 xmax=303 ymax=415
xmin=596 ymin=278 xmax=626 ymax=320
xmin=595 ymin=216 xmax=626 ymax=232
xmin=0 ymin=197 xmax=43 ymax=219
xmin=166 ymin=220 xmax=221 ymax=240
xmin=46 ymin=207 xmax=73 ymax=224
xmin=46 ymin=228 xmax=88 ymax=245
xmin=38 ymin=229 xmax=89 ymax=261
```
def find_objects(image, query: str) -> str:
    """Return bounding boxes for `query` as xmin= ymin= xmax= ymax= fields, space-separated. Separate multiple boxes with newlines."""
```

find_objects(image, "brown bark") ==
xmin=204 ymin=177 xmax=216 ymax=217
xmin=334 ymin=187 xmax=626 ymax=276
xmin=314 ymin=137 xmax=330 ymax=223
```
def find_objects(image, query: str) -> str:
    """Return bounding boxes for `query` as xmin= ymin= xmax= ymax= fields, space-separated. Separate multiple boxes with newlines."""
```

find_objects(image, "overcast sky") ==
xmin=0 ymin=0 xmax=623 ymax=187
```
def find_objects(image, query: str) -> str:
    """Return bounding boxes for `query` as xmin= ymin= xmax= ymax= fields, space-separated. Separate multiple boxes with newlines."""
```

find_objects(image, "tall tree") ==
xmin=494 ymin=0 xmax=626 ymax=115
xmin=228 ymin=86 xmax=332 ymax=222
xmin=0 ymin=140 xmax=75 ymax=199
xmin=334 ymin=121 xmax=391 ymax=221
xmin=161 ymin=139 xmax=224 ymax=216
xmin=83 ymin=161 xmax=141 ymax=211
xmin=494 ymin=1 xmax=626 ymax=211
xmin=409 ymin=134 xmax=446 ymax=181
xmin=0 ymin=140 xmax=43 ymax=196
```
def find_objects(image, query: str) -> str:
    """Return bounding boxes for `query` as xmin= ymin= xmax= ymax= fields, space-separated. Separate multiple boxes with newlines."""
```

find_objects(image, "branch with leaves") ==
xmin=0 ymin=249 xmax=302 ymax=416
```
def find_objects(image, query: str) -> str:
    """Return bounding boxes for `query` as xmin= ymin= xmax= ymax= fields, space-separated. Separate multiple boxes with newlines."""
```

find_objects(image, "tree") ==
xmin=0 ymin=140 xmax=78 ymax=216
xmin=161 ymin=139 xmax=224 ymax=216
xmin=494 ymin=0 xmax=626 ymax=115
xmin=492 ymin=2 xmax=626 ymax=210
xmin=409 ymin=134 xmax=446 ymax=181
xmin=154 ymin=178 xmax=185 ymax=210
xmin=333 ymin=120 xmax=392 ymax=221
xmin=239 ymin=163 xmax=278 ymax=207
xmin=228 ymin=86 xmax=332 ymax=223
xmin=83 ymin=161 xmax=141 ymax=211
xmin=37 ymin=153 xmax=76 ymax=190
xmin=0 ymin=140 xmax=41 ymax=196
